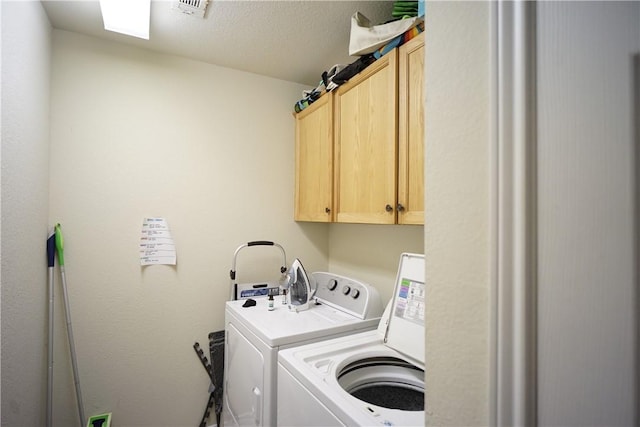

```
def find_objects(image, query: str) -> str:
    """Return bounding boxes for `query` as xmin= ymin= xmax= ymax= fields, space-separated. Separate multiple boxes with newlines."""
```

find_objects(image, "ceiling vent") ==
xmin=173 ymin=0 xmax=209 ymax=18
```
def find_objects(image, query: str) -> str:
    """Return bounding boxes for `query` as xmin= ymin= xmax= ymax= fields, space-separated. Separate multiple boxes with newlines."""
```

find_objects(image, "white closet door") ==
xmin=537 ymin=2 xmax=639 ymax=425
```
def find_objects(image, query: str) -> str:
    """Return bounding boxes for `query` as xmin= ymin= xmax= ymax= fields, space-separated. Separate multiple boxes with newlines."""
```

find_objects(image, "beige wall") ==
xmin=1 ymin=2 xmax=52 ymax=426
xmin=424 ymin=1 xmax=491 ymax=425
xmin=328 ymin=223 xmax=423 ymax=305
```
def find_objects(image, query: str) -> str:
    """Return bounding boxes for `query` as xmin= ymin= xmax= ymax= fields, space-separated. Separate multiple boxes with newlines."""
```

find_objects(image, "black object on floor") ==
xmin=193 ymin=330 xmax=225 ymax=427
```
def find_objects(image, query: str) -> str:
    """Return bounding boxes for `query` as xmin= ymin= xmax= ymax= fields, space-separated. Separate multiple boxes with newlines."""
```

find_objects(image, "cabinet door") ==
xmin=334 ymin=50 xmax=398 ymax=224
xmin=398 ymin=34 xmax=425 ymax=225
xmin=294 ymin=93 xmax=333 ymax=222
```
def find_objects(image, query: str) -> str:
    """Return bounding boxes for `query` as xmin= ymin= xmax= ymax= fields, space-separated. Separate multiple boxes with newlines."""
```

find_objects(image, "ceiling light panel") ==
xmin=99 ymin=0 xmax=150 ymax=40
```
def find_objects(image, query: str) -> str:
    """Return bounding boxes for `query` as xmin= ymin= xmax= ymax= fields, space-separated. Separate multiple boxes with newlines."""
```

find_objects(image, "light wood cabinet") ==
xmin=397 ymin=34 xmax=425 ymax=224
xmin=293 ymin=33 xmax=424 ymax=225
xmin=334 ymin=50 xmax=398 ymax=224
xmin=294 ymin=92 xmax=333 ymax=222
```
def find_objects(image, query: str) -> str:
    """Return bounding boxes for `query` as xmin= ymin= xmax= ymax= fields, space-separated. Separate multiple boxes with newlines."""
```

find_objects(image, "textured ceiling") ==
xmin=41 ymin=0 xmax=396 ymax=86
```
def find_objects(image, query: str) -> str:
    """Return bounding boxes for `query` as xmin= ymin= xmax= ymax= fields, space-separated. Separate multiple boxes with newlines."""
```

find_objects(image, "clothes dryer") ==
xmin=277 ymin=253 xmax=425 ymax=427
xmin=223 ymin=269 xmax=383 ymax=427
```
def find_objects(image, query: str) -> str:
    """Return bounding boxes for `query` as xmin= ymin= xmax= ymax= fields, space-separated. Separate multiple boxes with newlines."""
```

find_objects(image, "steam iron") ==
xmin=284 ymin=258 xmax=313 ymax=312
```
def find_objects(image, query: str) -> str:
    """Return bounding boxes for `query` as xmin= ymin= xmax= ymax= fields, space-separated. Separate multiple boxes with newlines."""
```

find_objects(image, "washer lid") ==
xmin=383 ymin=253 xmax=425 ymax=365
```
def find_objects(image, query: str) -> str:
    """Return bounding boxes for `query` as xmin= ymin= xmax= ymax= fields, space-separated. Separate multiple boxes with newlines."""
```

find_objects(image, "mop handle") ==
xmin=55 ymin=224 xmax=86 ymax=427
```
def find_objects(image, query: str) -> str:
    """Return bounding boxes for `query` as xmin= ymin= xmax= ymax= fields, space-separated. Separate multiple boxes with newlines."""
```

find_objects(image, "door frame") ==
xmin=491 ymin=1 xmax=538 ymax=425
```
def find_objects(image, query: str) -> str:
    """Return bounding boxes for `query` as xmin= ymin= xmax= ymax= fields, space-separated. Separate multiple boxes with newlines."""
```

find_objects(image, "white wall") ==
xmin=424 ymin=1 xmax=491 ymax=425
xmin=1 ymin=1 xmax=52 ymax=426
xmin=537 ymin=2 xmax=639 ymax=425
xmin=48 ymin=30 xmax=328 ymax=426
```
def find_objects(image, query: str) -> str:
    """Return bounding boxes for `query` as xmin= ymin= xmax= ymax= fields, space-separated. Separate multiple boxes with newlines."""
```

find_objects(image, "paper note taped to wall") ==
xmin=139 ymin=218 xmax=176 ymax=266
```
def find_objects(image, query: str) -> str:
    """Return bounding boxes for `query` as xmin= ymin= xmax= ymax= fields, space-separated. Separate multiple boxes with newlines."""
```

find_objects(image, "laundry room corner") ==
xmin=46 ymin=30 xmax=327 ymax=426
xmin=4 ymin=1 xmax=433 ymax=425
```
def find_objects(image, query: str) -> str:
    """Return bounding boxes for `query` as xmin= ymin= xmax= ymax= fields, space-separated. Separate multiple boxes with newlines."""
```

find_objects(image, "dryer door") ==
xmin=224 ymin=323 xmax=264 ymax=427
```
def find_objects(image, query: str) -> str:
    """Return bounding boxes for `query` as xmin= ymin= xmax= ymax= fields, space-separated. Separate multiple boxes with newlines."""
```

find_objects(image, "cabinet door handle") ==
xmin=385 ymin=204 xmax=393 ymax=212
xmin=397 ymin=203 xmax=405 ymax=212
xmin=325 ymin=207 xmax=331 ymax=213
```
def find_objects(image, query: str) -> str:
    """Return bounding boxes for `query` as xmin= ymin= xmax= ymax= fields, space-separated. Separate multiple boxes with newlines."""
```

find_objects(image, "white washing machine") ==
xmin=223 ymin=270 xmax=383 ymax=427
xmin=277 ymin=253 xmax=425 ymax=427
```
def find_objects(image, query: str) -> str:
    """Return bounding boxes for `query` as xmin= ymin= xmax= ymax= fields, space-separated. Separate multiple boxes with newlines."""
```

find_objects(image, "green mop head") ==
xmin=87 ymin=413 xmax=112 ymax=427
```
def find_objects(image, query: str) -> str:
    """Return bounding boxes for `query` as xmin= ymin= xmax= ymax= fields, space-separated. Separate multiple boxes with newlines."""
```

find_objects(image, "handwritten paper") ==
xmin=139 ymin=218 xmax=176 ymax=266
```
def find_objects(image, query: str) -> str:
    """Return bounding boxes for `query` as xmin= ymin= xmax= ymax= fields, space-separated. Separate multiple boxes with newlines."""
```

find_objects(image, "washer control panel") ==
xmin=311 ymin=272 xmax=383 ymax=320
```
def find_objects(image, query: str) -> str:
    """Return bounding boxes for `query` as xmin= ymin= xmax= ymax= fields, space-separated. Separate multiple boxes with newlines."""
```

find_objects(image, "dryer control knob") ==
xmin=351 ymin=289 xmax=360 ymax=299
xmin=342 ymin=285 xmax=351 ymax=295
xmin=327 ymin=279 xmax=338 ymax=291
